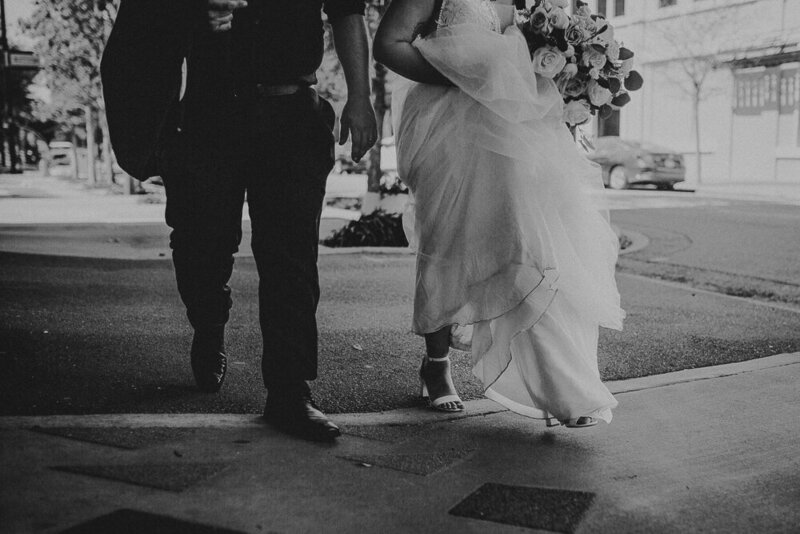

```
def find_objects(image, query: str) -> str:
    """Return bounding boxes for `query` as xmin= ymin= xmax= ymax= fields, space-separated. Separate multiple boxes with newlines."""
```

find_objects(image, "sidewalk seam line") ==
xmin=613 ymin=360 xmax=800 ymax=395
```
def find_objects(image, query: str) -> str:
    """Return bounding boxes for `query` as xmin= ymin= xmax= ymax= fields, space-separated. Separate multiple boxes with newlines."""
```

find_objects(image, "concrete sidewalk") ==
xmin=3 ymin=172 xmax=800 ymax=227
xmin=2 ymin=352 xmax=798 ymax=533
xmin=0 ymin=171 xmax=362 ymax=233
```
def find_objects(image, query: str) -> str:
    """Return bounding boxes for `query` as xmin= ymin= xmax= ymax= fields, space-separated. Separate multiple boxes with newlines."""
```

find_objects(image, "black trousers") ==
xmin=158 ymin=87 xmax=335 ymax=389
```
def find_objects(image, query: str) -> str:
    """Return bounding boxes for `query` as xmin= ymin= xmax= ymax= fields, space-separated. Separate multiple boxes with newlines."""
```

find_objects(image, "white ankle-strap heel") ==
xmin=419 ymin=355 xmax=464 ymax=412
xmin=545 ymin=416 xmax=598 ymax=428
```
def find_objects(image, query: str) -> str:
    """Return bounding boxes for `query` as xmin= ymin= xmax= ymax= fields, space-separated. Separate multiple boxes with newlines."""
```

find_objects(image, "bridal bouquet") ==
xmin=516 ymin=0 xmax=643 ymax=127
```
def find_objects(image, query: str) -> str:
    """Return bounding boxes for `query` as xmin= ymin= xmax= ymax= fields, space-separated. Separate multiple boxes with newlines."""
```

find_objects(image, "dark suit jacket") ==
xmin=101 ymin=0 xmax=196 ymax=180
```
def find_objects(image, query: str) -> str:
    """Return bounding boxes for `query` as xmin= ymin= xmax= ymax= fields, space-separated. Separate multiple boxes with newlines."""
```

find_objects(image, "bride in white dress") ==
xmin=374 ymin=0 xmax=625 ymax=426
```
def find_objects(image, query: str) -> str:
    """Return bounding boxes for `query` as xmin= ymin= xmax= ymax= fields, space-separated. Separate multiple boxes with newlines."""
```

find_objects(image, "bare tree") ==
xmin=656 ymin=6 xmax=741 ymax=184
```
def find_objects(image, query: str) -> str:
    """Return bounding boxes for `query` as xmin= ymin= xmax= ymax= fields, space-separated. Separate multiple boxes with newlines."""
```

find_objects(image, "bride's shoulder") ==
xmin=436 ymin=0 xmax=459 ymax=26
xmin=436 ymin=0 xmax=499 ymax=32
xmin=437 ymin=0 xmax=473 ymax=26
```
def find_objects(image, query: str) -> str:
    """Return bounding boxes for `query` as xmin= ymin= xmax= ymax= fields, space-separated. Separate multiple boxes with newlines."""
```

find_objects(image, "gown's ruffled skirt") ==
xmin=393 ymin=24 xmax=625 ymax=423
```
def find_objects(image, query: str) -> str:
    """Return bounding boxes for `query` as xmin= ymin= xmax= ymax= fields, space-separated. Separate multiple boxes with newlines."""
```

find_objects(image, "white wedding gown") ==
xmin=392 ymin=0 xmax=625 ymax=423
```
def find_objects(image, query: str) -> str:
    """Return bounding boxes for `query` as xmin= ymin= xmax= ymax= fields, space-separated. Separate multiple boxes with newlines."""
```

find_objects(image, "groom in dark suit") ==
xmin=102 ymin=0 xmax=376 ymax=441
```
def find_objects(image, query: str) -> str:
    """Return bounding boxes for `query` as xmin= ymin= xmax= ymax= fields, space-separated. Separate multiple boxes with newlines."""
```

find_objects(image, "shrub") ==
xmin=322 ymin=210 xmax=409 ymax=248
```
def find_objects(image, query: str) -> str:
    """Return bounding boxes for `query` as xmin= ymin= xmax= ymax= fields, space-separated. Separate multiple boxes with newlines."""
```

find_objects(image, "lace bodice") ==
xmin=436 ymin=0 xmax=501 ymax=32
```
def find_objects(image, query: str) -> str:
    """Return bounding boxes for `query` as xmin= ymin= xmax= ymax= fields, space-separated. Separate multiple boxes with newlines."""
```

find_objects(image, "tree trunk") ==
xmin=70 ymin=130 xmax=80 ymax=181
xmin=693 ymin=93 xmax=702 ymax=186
xmin=85 ymin=106 xmax=97 ymax=186
xmin=0 ymin=126 xmax=6 ymax=169
xmin=363 ymin=62 xmax=388 ymax=215
xmin=8 ymin=122 xmax=19 ymax=173
xmin=98 ymin=111 xmax=118 ymax=189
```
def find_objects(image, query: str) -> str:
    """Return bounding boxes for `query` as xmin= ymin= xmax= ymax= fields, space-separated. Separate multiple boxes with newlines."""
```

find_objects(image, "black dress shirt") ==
xmin=187 ymin=0 xmax=365 ymax=100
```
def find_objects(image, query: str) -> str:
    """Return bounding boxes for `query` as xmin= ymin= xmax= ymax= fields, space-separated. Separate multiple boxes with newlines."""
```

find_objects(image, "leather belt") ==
xmin=255 ymin=83 xmax=304 ymax=96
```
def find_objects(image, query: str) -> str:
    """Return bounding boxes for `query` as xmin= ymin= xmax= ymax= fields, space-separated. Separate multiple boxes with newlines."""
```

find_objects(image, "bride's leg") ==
xmin=421 ymin=327 xmax=464 ymax=412
xmin=424 ymin=326 xmax=450 ymax=359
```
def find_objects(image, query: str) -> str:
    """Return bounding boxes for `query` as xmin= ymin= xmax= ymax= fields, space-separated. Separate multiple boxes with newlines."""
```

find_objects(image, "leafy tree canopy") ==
xmin=20 ymin=0 xmax=118 ymax=125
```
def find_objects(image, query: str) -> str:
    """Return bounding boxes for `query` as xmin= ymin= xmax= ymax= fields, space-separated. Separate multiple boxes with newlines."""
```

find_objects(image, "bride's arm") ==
xmin=373 ymin=0 xmax=452 ymax=86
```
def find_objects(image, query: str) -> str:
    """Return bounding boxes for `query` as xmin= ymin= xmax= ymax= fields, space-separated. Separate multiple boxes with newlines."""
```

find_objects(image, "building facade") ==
xmin=581 ymin=0 xmax=800 ymax=185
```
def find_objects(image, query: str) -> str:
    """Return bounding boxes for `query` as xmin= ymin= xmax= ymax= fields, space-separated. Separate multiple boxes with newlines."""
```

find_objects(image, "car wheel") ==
xmin=608 ymin=166 xmax=629 ymax=190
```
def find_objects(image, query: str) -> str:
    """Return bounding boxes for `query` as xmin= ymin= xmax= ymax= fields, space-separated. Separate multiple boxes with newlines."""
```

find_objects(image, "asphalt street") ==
xmin=2 ymin=250 xmax=798 ymax=416
xmin=610 ymin=192 xmax=800 ymax=305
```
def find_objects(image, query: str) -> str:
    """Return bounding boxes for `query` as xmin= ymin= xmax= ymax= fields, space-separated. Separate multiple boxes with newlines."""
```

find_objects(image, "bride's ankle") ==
xmin=421 ymin=352 xmax=452 ymax=376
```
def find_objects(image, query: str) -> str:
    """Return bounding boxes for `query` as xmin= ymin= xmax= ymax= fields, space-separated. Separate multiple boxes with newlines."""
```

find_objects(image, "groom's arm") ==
xmin=101 ymin=0 xmax=202 ymax=179
xmin=328 ymin=3 xmax=378 ymax=163
xmin=206 ymin=0 xmax=248 ymax=33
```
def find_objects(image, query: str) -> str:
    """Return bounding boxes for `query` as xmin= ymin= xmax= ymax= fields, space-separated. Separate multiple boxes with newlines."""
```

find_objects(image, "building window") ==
xmin=779 ymin=68 xmax=799 ymax=115
xmin=659 ymin=0 xmax=677 ymax=6
xmin=734 ymin=68 xmax=780 ymax=115
xmin=614 ymin=0 xmax=625 ymax=17
xmin=597 ymin=0 xmax=607 ymax=16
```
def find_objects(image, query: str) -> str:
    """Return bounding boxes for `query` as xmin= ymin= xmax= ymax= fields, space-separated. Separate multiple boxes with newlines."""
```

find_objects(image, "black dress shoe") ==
xmin=263 ymin=392 xmax=341 ymax=442
xmin=190 ymin=330 xmax=227 ymax=393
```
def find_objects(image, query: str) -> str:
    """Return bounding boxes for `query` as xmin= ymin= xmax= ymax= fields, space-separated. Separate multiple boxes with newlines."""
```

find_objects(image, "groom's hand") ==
xmin=330 ymin=14 xmax=376 ymax=162
xmin=207 ymin=0 xmax=247 ymax=33
xmin=339 ymin=95 xmax=377 ymax=163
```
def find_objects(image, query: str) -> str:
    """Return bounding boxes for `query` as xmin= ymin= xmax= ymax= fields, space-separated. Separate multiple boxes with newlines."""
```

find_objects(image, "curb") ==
xmin=689 ymin=188 xmax=800 ymax=204
xmin=0 ymin=399 xmax=506 ymax=430
xmin=319 ymin=244 xmax=414 ymax=256
xmin=617 ymin=272 xmax=800 ymax=314
xmin=617 ymin=227 xmax=649 ymax=255
xmin=2 ymin=353 xmax=797 ymax=430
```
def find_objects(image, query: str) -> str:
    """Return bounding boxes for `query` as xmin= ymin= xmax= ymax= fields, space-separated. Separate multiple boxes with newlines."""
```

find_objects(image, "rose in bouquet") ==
xmin=517 ymin=0 xmax=643 ymax=127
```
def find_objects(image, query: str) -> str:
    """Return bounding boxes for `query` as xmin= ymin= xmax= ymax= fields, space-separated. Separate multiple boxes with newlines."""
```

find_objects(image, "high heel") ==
xmin=419 ymin=355 xmax=464 ymax=412
xmin=545 ymin=416 xmax=598 ymax=428
xmin=564 ymin=416 xmax=597 ymax=428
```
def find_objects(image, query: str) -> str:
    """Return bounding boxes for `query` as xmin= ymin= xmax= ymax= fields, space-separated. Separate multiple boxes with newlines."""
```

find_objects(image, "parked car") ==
xmin=47 ymin=141 xmax=76 ymax=178
xmin=587 ymin=136 xmax=685 ymax=190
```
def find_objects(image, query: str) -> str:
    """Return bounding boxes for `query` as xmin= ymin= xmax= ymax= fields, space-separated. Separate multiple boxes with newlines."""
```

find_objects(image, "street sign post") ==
xmin=3 ymin=51 xmax=39 ymax=70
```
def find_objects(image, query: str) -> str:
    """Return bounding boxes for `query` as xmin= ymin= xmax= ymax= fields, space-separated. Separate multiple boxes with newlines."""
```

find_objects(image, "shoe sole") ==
xmin=263 ymin=415 xmax=341 ymax=442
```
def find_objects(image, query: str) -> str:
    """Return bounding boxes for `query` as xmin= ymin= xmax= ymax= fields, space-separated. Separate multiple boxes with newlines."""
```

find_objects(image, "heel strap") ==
xmin=426 ymin=355 xmax=451 ymax=363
